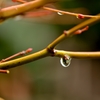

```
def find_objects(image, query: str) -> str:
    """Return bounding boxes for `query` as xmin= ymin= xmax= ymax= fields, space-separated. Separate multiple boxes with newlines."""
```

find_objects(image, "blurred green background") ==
xmin=0 ymin=0 xmax=100 ymax=100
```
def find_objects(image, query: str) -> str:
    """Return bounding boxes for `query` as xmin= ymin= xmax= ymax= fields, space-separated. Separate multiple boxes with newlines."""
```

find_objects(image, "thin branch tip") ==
xmin=0 ymin=69 xmax=10 ymax=74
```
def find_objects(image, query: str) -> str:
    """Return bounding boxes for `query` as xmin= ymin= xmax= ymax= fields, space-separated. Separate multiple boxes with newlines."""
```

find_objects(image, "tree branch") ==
xmin=0 ymin=0 xmax=57 ymax=22
xmin=0 ymin=0 xmax=100 ymax=70
xmin=54 ymin=50 xmax=100 ymax=58
xmin=0 ymin=49 xmax=49 ymax=69
xmin=47 ymin=14 xmax=100 ymax=49
xmin=43 ymin=7 xmax=97 ymax=18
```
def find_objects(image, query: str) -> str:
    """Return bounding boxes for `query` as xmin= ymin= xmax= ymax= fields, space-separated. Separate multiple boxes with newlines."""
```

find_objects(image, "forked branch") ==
xmin=0 ymin=0 xmax=100 ymax=70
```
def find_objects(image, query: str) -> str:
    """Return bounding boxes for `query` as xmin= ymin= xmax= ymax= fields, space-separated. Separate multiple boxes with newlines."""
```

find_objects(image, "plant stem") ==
xmin=0 ymin=49 xmax=49 ymax=69
xmin=47 ymin=14 xmax=100 ymax=49
xmin=54 ymin=50 xmax=100 ymax=58
xmin=0 ymin=0 xmax=100 ymax=69
xmin=43 ymin=7 xmax=97 ymax=18
xmin=0 ymin=0 xmax=56 ymax=21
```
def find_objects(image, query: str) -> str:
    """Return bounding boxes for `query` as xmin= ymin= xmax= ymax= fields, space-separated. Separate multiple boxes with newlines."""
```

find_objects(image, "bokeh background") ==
xmin=0 ymin=0 xmax=100 ymax=100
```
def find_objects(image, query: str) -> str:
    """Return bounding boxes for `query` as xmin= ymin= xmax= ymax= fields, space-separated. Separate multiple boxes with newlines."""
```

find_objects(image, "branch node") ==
xmin=74 ymin=26 xmax=89 ymax=34
xmin=47 ymin=47 xmax=56 ymax=56
xmin=64 ymin=30 xmax=68 ymax=36
xmin=77 ymin=14 xmax=85 ymax=19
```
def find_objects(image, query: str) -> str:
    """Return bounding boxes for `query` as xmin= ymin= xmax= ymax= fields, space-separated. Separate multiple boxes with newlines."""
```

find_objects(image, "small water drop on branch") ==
xmin=60 ymin=55 xmax=71 ymax=67
xmin=57 ymin=11 xmax=63 ymax=15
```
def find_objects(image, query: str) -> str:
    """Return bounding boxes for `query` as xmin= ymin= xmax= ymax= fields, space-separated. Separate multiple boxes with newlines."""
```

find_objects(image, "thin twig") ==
xmin=43 ymin=7 xmax=98 ymax=19
xmin=0 ymin=69 xmax=9 ymax=74
xmin=47 ymin=14 xmax=100 ymax=49
xmin=0 ymin=49 xmax=49 ymax=69
xmin=0 ymin=48 xmax=32 ymax=63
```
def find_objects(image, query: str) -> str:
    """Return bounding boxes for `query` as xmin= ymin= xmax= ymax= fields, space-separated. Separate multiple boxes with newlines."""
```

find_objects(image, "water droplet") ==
xmin=57 ymin=11 xmax=63 ymax=15
xmin=60 ymin=55 xmax=71 ymax=67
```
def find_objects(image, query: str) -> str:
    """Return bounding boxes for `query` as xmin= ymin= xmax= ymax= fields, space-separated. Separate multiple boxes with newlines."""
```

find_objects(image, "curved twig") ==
xmin=47 ymin=14 xmax=100 ymax=49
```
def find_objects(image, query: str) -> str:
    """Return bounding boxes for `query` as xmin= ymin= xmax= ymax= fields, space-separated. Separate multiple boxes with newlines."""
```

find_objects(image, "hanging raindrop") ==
xmin=60 ymin=55 xmax=71 ymax=67
xmin=57 ymin=11 xmax=63 ymax=15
